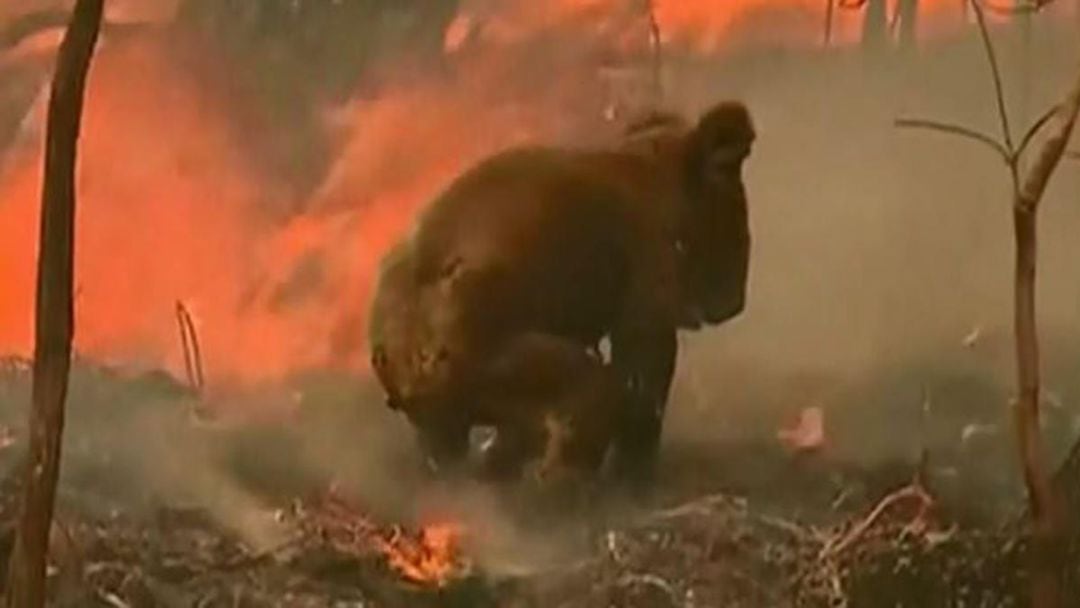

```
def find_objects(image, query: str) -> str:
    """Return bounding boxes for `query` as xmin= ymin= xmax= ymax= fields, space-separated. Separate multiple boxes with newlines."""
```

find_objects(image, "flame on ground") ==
xmin=374 ymin=522 xmax=468 ymax=587
xmin=306 ymin=490 xmax=469 ymax=587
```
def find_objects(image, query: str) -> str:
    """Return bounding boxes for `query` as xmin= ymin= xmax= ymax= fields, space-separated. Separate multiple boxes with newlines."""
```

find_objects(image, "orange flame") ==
xmin=308 ymin=490 xmax=468 ymax=587
xmin=374 ymin=522 xmax=467 ymax=587
xmin=0 ymin=34 xmax=544 ymax=386
xmin=1 ymin=0 xmax=1073 ymax=386
xmin=453 ymin=0 xmax=1069 ymax=53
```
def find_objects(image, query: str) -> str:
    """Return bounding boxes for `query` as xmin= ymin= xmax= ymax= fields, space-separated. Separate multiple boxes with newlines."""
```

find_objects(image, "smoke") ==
xmin=0 ymin=2 xmax=643 ymax=385
xmin=666 ymin=20 xmax=1080 ymax=494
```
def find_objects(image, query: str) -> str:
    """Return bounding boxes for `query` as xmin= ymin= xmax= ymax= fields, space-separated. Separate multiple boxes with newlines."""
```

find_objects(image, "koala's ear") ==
xmin=689 ymin=101 xmax=755 ymax=175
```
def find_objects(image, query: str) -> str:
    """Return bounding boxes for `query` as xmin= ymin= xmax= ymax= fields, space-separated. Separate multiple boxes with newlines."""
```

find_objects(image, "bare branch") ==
xmin=175 ymin=301 xmax=205 ymax=394
xmin=894 ymin=118 xmax=1010 ymax=161
xmin=819 ymin=484 xmax=934 ymax=560
xmin=969 ymin=0 xmax=1015 ymax=154
xmin=1018 ymin=71 xmax=1080 ymax=210
xmin=1016 ymin=105 xmax=1062 ymax=158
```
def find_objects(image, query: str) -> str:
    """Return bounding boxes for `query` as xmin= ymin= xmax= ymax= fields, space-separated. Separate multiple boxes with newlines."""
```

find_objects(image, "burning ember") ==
xmin=374 ymin=522 xmax=467 ymax=588
xmin=303 ymin=490 xmax=471 ymax=589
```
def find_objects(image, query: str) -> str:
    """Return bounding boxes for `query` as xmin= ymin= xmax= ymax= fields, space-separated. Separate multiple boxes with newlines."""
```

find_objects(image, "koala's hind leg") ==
xmin=474 ymin=333 xmax=622 ymax=483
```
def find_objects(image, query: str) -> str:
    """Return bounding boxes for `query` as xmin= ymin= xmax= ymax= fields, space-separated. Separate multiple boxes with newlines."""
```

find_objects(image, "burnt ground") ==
xmin=0 ymin=354 xmax=1076 ymax=607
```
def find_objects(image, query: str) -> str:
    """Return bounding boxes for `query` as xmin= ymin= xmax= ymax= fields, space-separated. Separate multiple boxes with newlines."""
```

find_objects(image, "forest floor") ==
xmin=0 ymin=355 xmax=1076 ymax=607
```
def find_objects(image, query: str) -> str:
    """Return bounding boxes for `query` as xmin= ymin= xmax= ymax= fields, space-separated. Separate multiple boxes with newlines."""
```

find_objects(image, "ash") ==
xmin=0 ymin=358 xmax=1076 ymax=607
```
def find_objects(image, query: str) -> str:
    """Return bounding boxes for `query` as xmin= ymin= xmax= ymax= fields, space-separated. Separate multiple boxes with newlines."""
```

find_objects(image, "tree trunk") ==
xmin=823 ymin=0 xmax=835 ymax=47
xmin=3 ymin=1 xmax=103 ymax=606
xmin=1011 ymin=205 xmax=1064 ymax=608
xmin=862 ymin=0 xmax=889 ymax=50
xmin=897 ymin=0 xmax=918 ymax=50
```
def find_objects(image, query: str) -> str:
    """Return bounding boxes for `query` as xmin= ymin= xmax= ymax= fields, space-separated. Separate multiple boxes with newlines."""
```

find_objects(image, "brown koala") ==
xmin=368 ymin=101 xmax=755 ymax=486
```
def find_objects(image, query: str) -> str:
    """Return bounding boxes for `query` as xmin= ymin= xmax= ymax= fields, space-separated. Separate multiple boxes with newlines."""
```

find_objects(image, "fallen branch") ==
xmin=4 ymin=1 xmax=104 ymax=607
xmin=818 ymin=483 xmax=935 ymax=560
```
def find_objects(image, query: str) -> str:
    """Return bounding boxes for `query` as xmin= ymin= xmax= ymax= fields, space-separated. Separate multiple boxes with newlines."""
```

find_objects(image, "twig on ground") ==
xmin=818 ymin=482 xmax=935 ymax=560
xmin=639 ymin=493 xmax=746 ymax=524
xmin=616 ymin=573 xmax=679 ymax=604
xmin=97 ymin=591 xmax=131 ymax=608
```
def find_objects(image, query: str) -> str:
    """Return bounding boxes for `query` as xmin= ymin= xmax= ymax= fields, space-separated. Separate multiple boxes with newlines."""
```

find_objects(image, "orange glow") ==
xmin=652 ymin=0 xmax=972 ymax=49
xmin=308 ymin=491 xmax=468 ymax=587
xmin=0 ymin=33 xmax=544 ymax=385
xmin=0 ymin=0 xmax=1069 ymax=386
xmin=374 ymin=522 xmax=467 ymax=587
xmin=457 ymin=0 xmax=978 ymax=52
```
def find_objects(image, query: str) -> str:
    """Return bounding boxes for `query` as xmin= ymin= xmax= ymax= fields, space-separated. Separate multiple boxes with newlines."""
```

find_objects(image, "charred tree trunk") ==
xmin=3 ymin=1 xmax=103 ymax=607
xmin=862 ymin=0 xmax=889 ymax=50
